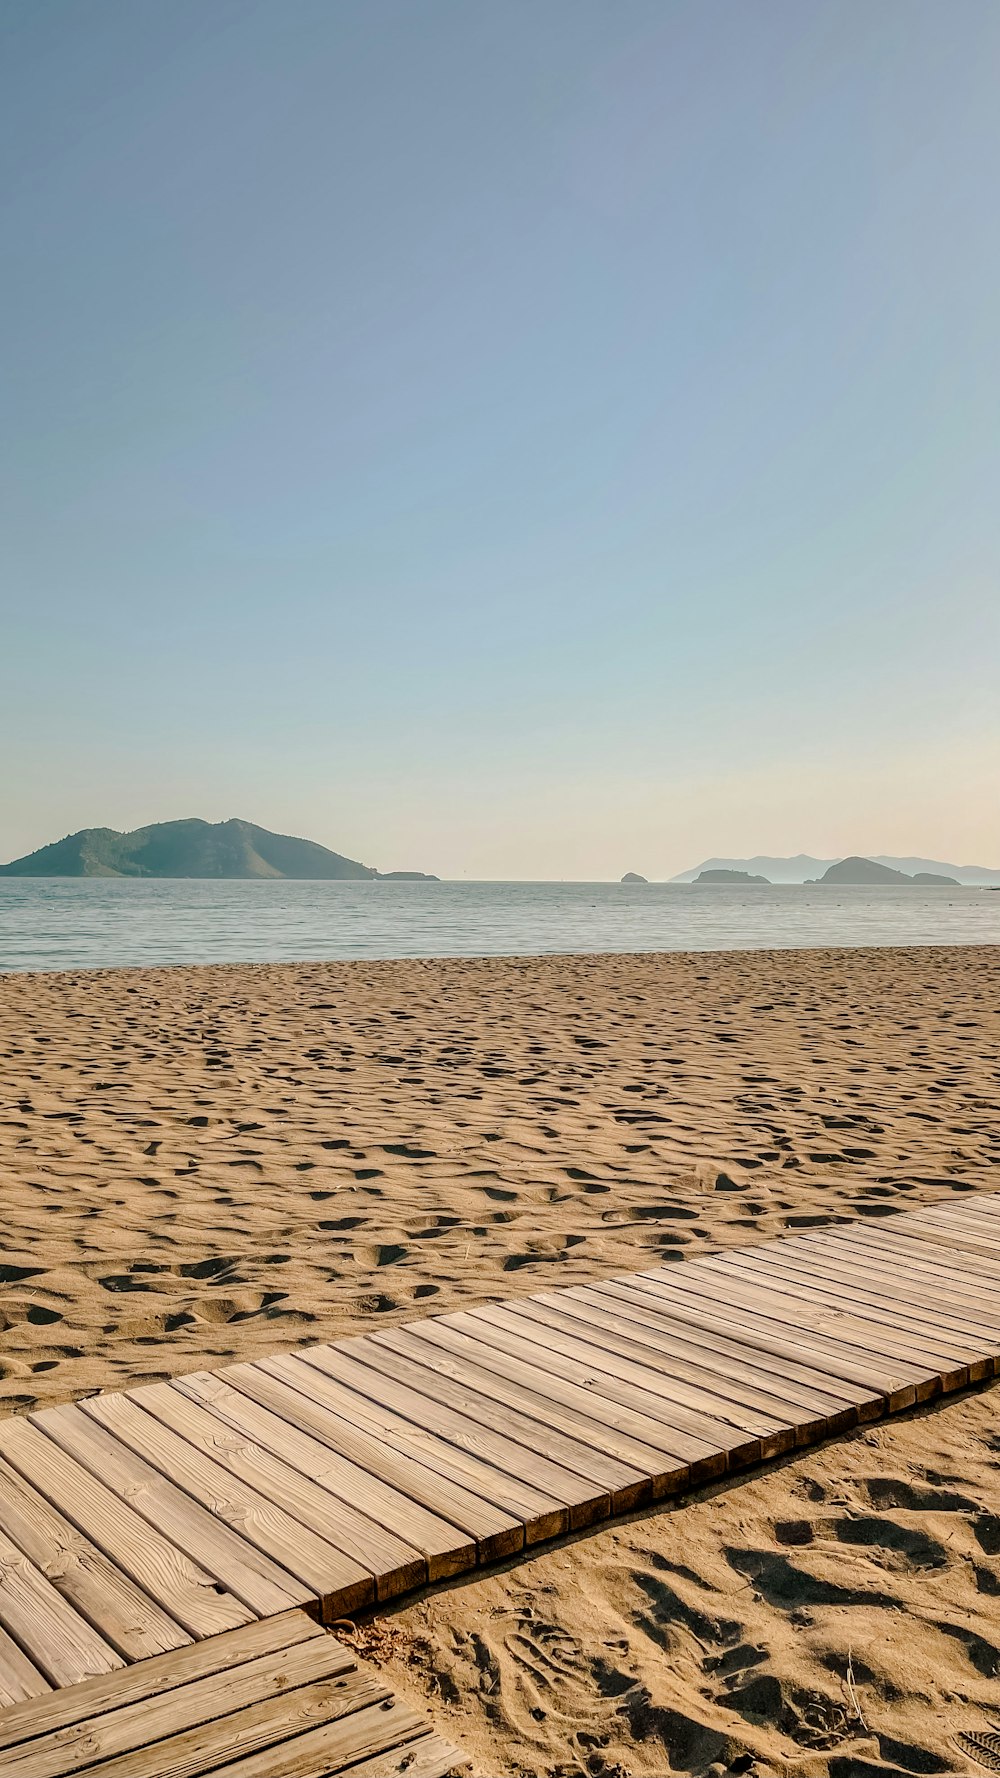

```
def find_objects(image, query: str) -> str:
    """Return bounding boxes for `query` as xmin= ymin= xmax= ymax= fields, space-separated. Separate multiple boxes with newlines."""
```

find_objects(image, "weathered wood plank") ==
xmin=805 ymin=1224 xmax=1000 ymax=1299
xmin=0 ymin=1611 xmax=323 ymax=1752
xmin=144 ymin=1378 xmax=426 ymax=1599
xmin=451 ymin=1303 xmax=747 ymax=1465
xmin=79 ymin=1393 xmax=371 ymax=1618
xmin=300 ymin=1343 xmax=599 ymax=1532
xmin=0 ymin=1451 xmax=189 ymax=1663
xmin=761 ymin=1234 xmax=1000 ymax=1340
xmin=0 ymin=1520 xmax=122 ymax=1690
xmin=625 ymin=1266 xmax=928 ymax=1406
xmin=204 ymin=1368 xmax=473 ymax=1581
xmin=74 ymin=1666 xmax=387 ymax=1778
xmin=693 ymin=1254 xmax=965 ymax=1390
xmin=570 ymin=1278 xmax=876 ymax=1423
xmin=398 ymin=1317 xmax=694 ymax=1492
xmin=349 ymin=1329 xmax=641 ymax=1512
xmin=1 ymin=1413 xmax=252 ymax=1641
xmin=292 ymin=1348 xmax=570 ymax=1540
xmin=35 ymin=1403 xmax=304 ymax=1619
xmin=713 ymin=1249 xmax=985 ymax=1384
xmin=249 ymin=1353 xmax=524 ymax=1561
xmin=1 ymin=1631 xmax=355 ymax=1778
xmin=0 ymin=1623 xmax=51 ymax=1710
xmin=207 ymin=1697 xmax=445 ymax=1778
xmin=508 ymin=1294 xmax=811 ymax=1446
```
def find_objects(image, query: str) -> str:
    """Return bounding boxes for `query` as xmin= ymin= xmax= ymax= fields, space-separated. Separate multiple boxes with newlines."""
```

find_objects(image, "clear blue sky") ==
xmin=3 ymin=0 xmax=998 ymax=876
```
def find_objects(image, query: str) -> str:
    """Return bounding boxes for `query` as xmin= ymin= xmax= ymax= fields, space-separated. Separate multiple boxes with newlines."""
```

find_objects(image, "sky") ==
xmin=2 ymin=0 xmax=998 ymax=879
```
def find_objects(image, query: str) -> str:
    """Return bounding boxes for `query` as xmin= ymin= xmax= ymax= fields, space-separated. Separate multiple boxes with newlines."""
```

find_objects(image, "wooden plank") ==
xmin=717 ymin=1248 xmax=989 ymax=1381
xmin=438 ymin=1309 xmax=731 ymax=1475
xmin=272 ymin=1348 xmax=562 ymax=1544
xmin=1 ymin=1633 xmax=355 ymax=1778
xmin=508 ymin=1293 xmax=820 ymax=1445
xmin=293 ymin=1348 xmax=573 ymax=1542
xmin=710 ymin=1245 xmax=978 ymax=1368
xmin=2 ymin=1414 xmax=252 ymax=1642
xmin=0 ymin=1520 xmax=122 ymax=1690
xmin=0 ymin=1623 xmax=51 ymax=1710
xmin=577 ymin=1277 xmax=880 ymax=1420
xmin=821 ymin=1223 xmax=1000 ymax=1295
xmin=148 ymin=1377 xmax=426 ymax=1600
xmin=902 ymin=1205 xmax=1000 ymax=1240
xmin=307 ymin=1322 xmax=711 ymax=1500
xmin=458 ymin=1302 xmax=764 ymax=1465
xmin=370 ymin=1326 xmax=655 ymax=1508
xmin=300 ymin=1342 xmax=602 ymax=1532
xmin=0 ymin=1612 xmax=323 ymax=1753
xmin=920 ymin=1200 xmax=1000 ymax=1232
xmin=355 ymin=1329 xmax=649 ymax=1511
xmin=797 ymin=1229 xmax=1000 ymax=1325
xmin=899 ymin=1209 xmax=1000 ymax=1253
xmin=894 ymin=1217 xmax=1000 ymax=1261
xmin=766 ymin=1234 xmax=1000 ymax=1341
xmin=79 ymin=1394 xmax=371 ymax=1619
xmin=397 ymin=1317 xmax=695 ymax=1492
xmin=75 ymin=1665 xmax=387 ymax=1778
xmin=703 ymin=1253 xmax=972 ymax=1388
xmin=522 ymin=1285 xmax=861 ymax=1439
xmin=34 ymin=1404 xmax=304 ymax=1622
xmin=205 ymin=1697 xmax=445 ymax=1778
xmin=624 ymin=1267 xmax=929 ymax=1407
xmin=173 ymin=1371 xmax=459 ymax=1586
xmin=218 ymin=1363 xmax=476 ymax=1573
xmin=285 ymin=1735 xmax=462 ymax=1778
xmin=213 ymin=1735 xmax=463 ymax=1778
xmin=0 ymin=1452 xmax=190 ymax=1663
xmin=244 ymin=1354 xmax=525 ymax=1562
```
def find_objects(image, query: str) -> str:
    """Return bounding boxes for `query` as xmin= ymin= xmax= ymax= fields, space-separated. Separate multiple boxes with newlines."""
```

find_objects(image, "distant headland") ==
xmin=673 ymin=853 xmax=1000 ymax=886
xmin=0 ymin=819 xmax=438 ymax=881
xmin=694 ymin=868 xmax=770 ymax=885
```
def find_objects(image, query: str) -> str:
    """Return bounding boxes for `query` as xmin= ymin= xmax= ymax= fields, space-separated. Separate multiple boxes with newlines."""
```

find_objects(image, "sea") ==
xmin=0 ymin=878 xmax=998 ymax=973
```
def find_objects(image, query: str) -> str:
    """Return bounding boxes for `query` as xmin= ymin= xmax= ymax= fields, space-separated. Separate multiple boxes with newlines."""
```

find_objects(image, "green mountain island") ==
xmin=0 ymin=819 xmax=438 ymax=881
xmin=812 ymin=856 xmax=957 ymax=886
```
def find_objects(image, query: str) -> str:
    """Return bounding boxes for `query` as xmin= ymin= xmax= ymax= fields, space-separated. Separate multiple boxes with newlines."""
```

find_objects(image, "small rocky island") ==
xmin=620 ymin=872 xmax=648 ymax=884
xmin=694 ymin=868 xmax=770 ymax=885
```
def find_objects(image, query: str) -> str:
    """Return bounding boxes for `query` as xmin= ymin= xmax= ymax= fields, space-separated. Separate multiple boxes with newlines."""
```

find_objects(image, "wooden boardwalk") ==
xmin=0 ymin=1191 xmax=999 ymax=1726
xmin=0 ymin=1609 xmax=461 ymax=1777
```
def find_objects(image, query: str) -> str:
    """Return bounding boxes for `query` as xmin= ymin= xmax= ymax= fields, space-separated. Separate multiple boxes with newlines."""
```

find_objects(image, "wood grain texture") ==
xmin=0 ymin=1452 xmax=189 ymax=1663
xmin=0 ymin=1521 xmax=122 ymax=1690
xmin=0 ymin=1414 xmax=251 ymax=1641
xmin=0 ymin=1612 xmax=461 ymax=1778
xmin=0 ymin=1612 xmax=323 ymax=1752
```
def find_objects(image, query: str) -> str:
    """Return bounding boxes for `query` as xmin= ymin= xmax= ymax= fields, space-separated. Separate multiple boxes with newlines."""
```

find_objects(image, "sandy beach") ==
xmin=2 ymin=944 xmax=999 ymax=1773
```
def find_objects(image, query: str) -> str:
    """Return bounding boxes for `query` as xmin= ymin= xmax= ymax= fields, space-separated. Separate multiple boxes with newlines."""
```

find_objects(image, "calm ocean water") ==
xmin=0 ymin=878 xmax=998 ymax=972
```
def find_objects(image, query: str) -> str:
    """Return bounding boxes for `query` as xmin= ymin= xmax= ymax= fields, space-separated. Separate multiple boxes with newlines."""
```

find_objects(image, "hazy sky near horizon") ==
xmin=3 ymin=0 xmax=999 ymax=878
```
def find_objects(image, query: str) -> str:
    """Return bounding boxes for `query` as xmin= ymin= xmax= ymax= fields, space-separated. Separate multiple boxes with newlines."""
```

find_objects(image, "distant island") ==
xmin=673 ymin=852 xmax=998 ymax=885
xmin=694 ymin=868 xmax=770 ymax=885
xmin=810 ymin=856 xmax=957 ymax=886
xmin=0 ymin=819 xmax=438 ymax=881
xmin=620 ymin=872 xmax=648 ymax=884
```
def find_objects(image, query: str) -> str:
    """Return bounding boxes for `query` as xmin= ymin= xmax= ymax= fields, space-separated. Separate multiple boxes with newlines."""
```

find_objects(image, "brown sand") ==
xmin=2 ymin=945 xmax=999 ymax=1773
